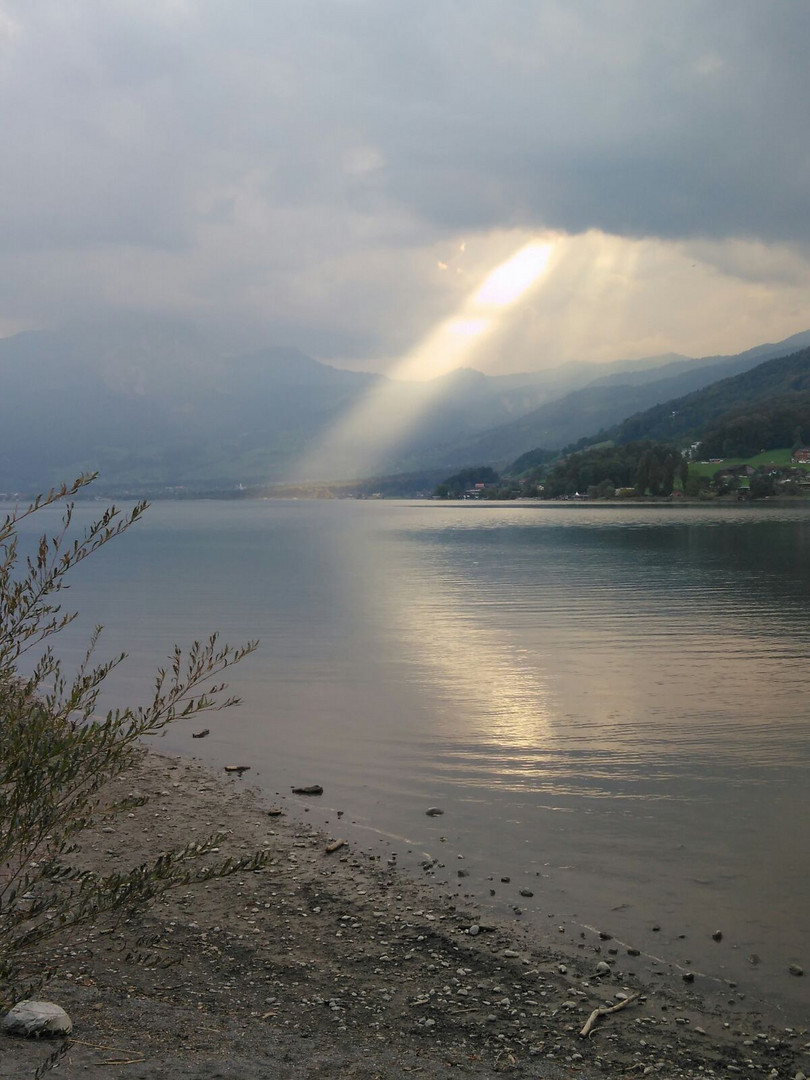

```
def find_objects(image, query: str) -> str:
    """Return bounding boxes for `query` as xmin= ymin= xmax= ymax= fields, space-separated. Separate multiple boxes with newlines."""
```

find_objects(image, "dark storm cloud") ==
xmin=0 ymin=0 xmax=808 ymax=359
xmin=351 ymin=1 xmax=810 ymax=244
xmin=3 ymin=1 xmax=807 ymax=246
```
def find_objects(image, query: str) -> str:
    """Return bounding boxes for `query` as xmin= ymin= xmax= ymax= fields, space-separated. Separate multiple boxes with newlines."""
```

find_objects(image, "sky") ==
xmin=1 ymin=0 xmax=809 ymax=377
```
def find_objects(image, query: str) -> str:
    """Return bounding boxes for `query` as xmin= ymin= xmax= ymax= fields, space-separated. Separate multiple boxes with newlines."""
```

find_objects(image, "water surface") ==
xmin=12 ymin=498 xmax=810 ymax=1019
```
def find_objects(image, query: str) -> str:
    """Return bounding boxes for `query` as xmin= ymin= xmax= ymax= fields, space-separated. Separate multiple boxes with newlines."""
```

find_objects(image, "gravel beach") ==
xmin=4 ymin=749 xmax=808 ymax=1080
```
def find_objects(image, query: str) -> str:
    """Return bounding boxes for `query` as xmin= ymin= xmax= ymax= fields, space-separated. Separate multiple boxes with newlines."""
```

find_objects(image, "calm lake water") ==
xmin=12 ymin=498 xmax=810 ymax=1019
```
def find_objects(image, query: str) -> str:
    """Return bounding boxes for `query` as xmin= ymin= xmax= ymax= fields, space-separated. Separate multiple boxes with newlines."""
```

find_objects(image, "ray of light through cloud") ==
xmin=1 ymin=3 xmax=810 ymax=389
xmin=291 ymin=240 xmax=555 ymax=481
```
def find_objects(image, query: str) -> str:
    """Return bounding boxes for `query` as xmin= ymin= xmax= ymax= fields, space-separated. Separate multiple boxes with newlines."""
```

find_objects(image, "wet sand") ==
xmin=4 ymin=749 xmax=808 ymax=1079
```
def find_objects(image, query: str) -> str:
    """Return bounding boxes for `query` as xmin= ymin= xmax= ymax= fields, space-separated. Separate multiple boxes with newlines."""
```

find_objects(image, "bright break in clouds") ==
xmin=1 ymin=1 xmax=809 ymax=374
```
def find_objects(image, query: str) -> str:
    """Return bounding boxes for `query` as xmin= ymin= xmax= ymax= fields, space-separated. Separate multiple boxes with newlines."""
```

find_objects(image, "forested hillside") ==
xmin=607 ymin=347 xmax=810 ymax=449
xmin=434 ymin=333 xmax=810 ymax=466
xmin=698 ymin=394 xmax=810 ymax=458
xmin=539 ymin=441 xmax=686 ymax=498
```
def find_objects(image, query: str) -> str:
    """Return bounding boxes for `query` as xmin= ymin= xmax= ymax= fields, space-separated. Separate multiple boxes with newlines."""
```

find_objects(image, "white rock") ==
xmin=2 ymin=1000 xmax=73 ymax=1037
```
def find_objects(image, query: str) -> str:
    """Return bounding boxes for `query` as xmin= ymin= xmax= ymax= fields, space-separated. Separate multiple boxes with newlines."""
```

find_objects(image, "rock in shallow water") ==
xmin=2 ymin=1001 xmax=72 ymax=1037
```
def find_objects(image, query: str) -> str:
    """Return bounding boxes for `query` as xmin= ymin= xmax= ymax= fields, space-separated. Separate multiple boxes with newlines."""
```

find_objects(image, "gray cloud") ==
xmin=0 ymin=0 xmax=808 ymax=365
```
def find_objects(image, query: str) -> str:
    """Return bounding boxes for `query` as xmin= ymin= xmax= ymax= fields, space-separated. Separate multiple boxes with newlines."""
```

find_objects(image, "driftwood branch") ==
xmin=580 ymin=992 xmax=640 ymax=1037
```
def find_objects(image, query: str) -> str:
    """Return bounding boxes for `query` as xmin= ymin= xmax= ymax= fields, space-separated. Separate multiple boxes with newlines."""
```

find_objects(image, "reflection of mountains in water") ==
xmin=596 ymin=505 xmax=810 ymax=612
xmin=400 ymin=504 xmax=810 ymax=782
xmin=28 ymin=496 xmax=809 ymax=1023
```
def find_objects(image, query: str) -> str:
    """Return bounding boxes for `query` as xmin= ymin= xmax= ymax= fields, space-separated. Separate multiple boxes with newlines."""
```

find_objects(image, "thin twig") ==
xmin=96 ymin=1058 xmax=146 ymax=1067
xmin=68 ymin=1038 xmax=141 ymax=1054
xmin=580 ymin=991 xmax=640 ymax=1037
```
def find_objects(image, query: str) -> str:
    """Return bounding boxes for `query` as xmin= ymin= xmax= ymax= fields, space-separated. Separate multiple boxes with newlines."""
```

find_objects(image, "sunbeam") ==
xmin=291 ymin=238 xmax=556 ymax=482
xmin=475 ymin=242 xmax=553 ymax=308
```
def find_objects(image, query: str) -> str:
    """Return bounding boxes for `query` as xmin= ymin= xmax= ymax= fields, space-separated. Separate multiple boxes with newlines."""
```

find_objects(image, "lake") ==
xmin=11 ymin=497 xmax=810 ymax=1021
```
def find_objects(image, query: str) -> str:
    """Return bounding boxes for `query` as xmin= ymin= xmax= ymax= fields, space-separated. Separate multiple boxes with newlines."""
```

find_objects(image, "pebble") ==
xmin=2 ymin=1001 xmax=73 ymax=1037
xmin=788 ymin=964 xmax=804 ymax=976
xmin=519 ymin=889 xmax=534 ymax=898
xmin=425 ymin=808 xmax=444 ymax=816
xmin=595 ymin=961 xmax=611 ymax=975
xmin=468 ymin=925 xmax=480 ymax=937
xmin=712 ymin=930 xmax=723 ymax=941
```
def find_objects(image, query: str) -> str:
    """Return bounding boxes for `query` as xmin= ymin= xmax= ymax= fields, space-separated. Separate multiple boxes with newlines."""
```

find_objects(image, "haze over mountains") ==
xmin=599 ymin=343 xmax=810 ymax=451
xmin=2 ymin=322 xmax=809 ymax=495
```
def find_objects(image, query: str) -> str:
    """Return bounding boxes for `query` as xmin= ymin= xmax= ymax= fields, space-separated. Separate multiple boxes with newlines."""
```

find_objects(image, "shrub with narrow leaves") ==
xmin=0 ymin=476 xmax=262 ymax=1002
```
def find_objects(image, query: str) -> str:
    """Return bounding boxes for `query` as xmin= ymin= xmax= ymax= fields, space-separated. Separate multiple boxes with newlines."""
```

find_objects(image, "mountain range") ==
xmin=1 ymin=320 xmax=809 ymax=494
xmin=594 ymin=343 xmax=810 ymax=453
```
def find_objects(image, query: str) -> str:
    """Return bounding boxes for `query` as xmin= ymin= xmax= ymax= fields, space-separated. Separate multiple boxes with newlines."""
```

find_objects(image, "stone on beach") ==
xmin=4 ymin=747 xmax=802 ymax=1080
xmin=2 ymin=1001 xmax=73 ymax=1037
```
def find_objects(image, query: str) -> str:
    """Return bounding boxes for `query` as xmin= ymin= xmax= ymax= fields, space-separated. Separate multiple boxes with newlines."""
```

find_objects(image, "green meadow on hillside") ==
xmin=689 ymin=448 xmax=810 ymax=479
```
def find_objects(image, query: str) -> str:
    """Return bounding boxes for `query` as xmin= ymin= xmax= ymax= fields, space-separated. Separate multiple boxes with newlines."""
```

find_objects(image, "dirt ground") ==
xmin=3 ymin=749 xmax=808 ymax=1079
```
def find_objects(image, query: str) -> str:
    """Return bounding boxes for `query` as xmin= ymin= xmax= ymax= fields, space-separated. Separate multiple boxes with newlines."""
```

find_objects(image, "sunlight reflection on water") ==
xmin=8 ymin=498 xmax=810 ymax=1017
